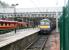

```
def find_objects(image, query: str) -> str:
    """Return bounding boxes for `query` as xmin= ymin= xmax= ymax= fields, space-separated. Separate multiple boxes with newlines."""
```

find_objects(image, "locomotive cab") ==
xmin=39 ymin=19 xmax=51 ymax=34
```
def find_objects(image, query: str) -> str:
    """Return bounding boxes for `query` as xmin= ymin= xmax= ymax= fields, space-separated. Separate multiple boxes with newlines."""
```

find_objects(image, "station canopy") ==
xmin=0 ymin=7 xmax=62 ymax=13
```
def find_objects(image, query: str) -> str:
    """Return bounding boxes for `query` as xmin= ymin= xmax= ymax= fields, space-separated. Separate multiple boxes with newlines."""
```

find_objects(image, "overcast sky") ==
xmin=1 ymin=0 xmax=68 ymax=8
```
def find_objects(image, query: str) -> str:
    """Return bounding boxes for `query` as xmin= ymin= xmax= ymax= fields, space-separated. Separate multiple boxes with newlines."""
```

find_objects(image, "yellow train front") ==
xmin=39 ymin=19 xmax=51 ymax=34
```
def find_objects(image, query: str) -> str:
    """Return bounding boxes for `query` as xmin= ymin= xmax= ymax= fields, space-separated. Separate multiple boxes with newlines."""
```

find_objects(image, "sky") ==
xmin=1 ymin=0 xmax=68 ymax=8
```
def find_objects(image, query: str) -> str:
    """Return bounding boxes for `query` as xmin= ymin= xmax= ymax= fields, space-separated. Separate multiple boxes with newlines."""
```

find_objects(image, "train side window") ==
xmin=3 ymin=23 xmax=5 ymax=26
xmin=0 ymin=22 xmax=1 ymax=26
xmin=8 ymin=23 xmax=10 ymax=26
xmin=11 ymin=24 xmax=14 ymax=26
xmin=0 ymin=22 xmax=3 ymax=26
xmin=7 ymin=23 xmax=10 ymax=26
xmin=5 ymin=23 xmax=7 ymax=26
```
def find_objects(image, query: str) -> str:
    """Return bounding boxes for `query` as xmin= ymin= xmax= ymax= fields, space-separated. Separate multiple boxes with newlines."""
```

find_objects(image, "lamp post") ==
xmin=11 ymin=4 xmax=19 ymax=21
xmin=11 ymin=4 xmax=19 ymax=33
xmin=56 ymin=0 xmax=59 ymax=32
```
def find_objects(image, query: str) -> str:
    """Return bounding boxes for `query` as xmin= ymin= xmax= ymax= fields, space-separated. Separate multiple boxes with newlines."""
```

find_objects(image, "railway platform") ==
xmin=0 ymin=28 xmax=60 ymax=50
xmin=0 ymin=28 xmax=40 ymax=50
xmin=44 ymin=30 xmax=60 ymax=50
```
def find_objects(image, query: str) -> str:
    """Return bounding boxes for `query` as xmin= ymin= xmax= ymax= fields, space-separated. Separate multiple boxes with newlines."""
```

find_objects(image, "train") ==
xmin=0 ymin=19 xmax=30 ymax=34
xmin=39 ymin=18 xmax=54 ymax=34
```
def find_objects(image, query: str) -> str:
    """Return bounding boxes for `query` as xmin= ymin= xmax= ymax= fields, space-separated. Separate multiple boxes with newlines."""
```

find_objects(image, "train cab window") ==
xmin=40 ymin=22 xmax=45 ymax=25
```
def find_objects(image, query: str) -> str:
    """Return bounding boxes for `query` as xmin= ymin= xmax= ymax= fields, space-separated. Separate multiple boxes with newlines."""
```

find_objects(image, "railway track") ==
xmin=24 ymin=35 xmax=49 ymax=50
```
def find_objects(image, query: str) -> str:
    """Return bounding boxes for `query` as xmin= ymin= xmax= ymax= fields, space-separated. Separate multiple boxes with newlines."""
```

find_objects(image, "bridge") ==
xmin=0 ymin=7 xmax=62 ymax=18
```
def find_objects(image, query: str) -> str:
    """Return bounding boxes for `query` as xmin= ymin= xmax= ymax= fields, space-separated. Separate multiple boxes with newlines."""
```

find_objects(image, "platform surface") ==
xmin=0 ymin=28 xmax=40 ymax=48
xmin=45 ymin=30 xmax=60 ymax=50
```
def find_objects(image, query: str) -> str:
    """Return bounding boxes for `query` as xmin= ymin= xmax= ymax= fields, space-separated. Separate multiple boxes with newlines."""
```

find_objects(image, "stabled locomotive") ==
xmin=39 ymin=19 xmax=52 ymax=34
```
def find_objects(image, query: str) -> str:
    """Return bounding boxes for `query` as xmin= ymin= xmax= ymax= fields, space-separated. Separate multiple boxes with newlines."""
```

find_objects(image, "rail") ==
xmin=24 ymin=35 xmax=49 ymax=50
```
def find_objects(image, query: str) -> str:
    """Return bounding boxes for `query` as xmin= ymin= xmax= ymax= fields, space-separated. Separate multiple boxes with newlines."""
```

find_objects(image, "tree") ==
xmin=0 ymin=1 xmax=9 ymax=8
